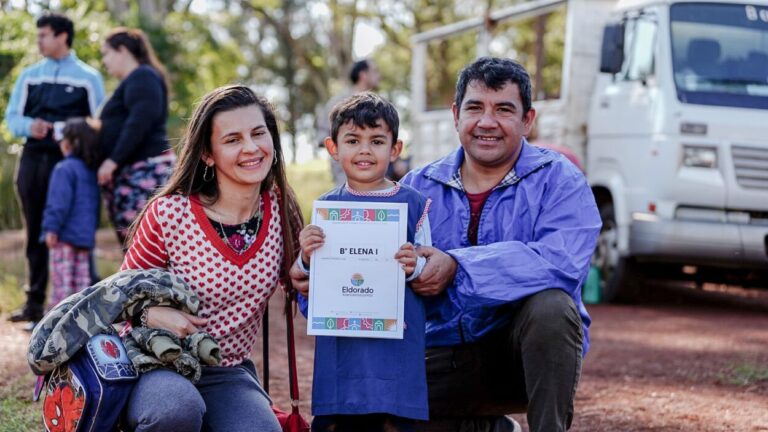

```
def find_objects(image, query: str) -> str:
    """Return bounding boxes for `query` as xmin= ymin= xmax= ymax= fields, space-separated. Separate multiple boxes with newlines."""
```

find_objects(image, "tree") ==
xmin=0 ymin=1 xmax=245 ymax=228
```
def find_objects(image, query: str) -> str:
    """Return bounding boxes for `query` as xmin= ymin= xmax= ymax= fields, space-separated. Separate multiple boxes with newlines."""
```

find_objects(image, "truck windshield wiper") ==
xmin=701 ymin=77 xmax=768 ymax=86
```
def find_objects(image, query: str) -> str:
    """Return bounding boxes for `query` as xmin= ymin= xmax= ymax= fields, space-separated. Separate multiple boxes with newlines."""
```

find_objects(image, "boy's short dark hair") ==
xmin=37 ymin=13 xmax=75 ymax=47
xmin=455 ymin=57 xmax=533 ymax=116
xmin=329 ymin=92 xmax=399 ymax=144
xmin=349 ymin=60 xmax=371 ymax=84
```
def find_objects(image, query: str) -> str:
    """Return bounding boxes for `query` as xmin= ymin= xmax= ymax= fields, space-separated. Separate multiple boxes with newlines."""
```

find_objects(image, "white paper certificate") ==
xmin=307 ymin=200 xmax=408 ymax=339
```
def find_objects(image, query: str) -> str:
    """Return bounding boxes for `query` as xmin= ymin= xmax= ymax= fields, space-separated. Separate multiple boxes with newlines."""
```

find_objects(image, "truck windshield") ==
xmin=671 ymin=3 xmax=768 ymax=109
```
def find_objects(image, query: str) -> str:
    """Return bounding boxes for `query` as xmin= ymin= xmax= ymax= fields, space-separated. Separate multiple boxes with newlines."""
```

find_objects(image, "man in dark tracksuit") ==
xmin=4 ymin=13 xmax=104 ymax=323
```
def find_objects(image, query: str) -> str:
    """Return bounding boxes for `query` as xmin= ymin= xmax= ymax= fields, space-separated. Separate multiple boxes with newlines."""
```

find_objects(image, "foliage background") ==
xmin=0 ymin=0 xmax=565 ymax=229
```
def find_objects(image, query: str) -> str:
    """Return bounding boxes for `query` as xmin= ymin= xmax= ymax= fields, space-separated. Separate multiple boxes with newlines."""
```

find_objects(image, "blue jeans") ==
xmin=124 ymin=360 xmax=281 ymax=432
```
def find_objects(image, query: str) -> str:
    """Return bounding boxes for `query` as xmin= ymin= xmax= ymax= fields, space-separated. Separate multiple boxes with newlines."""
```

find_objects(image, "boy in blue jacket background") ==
xmin=42 ymin=117 xmax=101 ymax=309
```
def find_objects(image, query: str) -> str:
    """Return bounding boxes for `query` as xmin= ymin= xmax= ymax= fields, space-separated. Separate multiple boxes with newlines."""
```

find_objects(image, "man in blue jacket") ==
xmin=401 ymin=57 xmax=601 ymax=431
xmin=4 ymin=13 xmax=104 ymax=324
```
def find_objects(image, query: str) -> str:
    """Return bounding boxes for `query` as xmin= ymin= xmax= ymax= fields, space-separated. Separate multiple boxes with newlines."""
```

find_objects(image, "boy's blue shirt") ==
xmin=297 ymin=183 xmax=430 ymax=420
xmin=41 ymin=156 xmax=100 ymax=249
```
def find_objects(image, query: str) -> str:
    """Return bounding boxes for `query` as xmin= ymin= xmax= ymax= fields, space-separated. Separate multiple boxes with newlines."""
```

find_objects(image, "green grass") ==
xmin=721 ymin=361 xmax=768 ymax=386
xmin=286 ymin=159 xmax=334 ymax=223
xmin=95 ymin=257 xmax=121 ymax=282
xmin=0 ymin=255 xmax=25 ymax=315
xmin=0 ymin=371 xmax=41 ymax=432
xmin=0 ymin=253 xmax=122 ymax=315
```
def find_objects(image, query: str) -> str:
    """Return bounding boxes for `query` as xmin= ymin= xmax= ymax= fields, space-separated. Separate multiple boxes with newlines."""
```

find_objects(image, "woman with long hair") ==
xmin=99 ymin=27 xmax=174 ymax=246
xmin=120 ymin=85 xmax=303 ymax=431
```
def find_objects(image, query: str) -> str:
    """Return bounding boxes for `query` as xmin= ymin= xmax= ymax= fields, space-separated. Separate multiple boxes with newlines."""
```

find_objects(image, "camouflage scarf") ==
xmin=28 ymin=269 xmax=199 ymax=375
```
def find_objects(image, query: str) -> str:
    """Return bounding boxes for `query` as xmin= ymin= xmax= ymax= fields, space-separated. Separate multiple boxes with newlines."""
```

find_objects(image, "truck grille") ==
xmin=732 ymin=145 xmax=768 ymax=190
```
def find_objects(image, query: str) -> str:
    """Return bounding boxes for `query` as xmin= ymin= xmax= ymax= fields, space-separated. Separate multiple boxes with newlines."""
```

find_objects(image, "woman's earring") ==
xmin=203 ymin=164 xmax=215 ymax=182
xmin=272 ymin=155 xmax=278 ymax=167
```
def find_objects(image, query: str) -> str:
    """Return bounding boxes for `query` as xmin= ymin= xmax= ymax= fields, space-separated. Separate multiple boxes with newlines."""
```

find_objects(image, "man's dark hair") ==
xmin=349 ymin=59 xmax=371 ymax=84
xmin=329 ymin=92 xmax=399 ymax=144
xmin=455 ymin=57 xmax=532 ymax=116
xmin=37 ymin=13 xmax=74 ymax=48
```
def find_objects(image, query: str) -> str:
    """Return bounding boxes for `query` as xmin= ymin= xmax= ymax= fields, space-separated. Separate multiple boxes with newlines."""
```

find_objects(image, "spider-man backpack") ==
xmin=37 ymin=334 xmax=138 ymax=432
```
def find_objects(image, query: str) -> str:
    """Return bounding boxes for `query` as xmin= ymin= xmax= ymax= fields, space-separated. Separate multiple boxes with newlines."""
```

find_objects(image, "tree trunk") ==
xmin=534 ymin=14 xmax=548 ymax=100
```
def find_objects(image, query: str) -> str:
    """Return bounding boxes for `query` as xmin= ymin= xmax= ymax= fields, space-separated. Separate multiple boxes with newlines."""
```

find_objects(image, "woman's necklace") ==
xmin=208 ymin=197 xmax=261 ymax=254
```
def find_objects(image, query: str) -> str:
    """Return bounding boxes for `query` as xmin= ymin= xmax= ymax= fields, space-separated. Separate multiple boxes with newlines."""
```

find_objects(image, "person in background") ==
xmin=401 ymin=57 xmax=601 ymax=432
xmin=42 ymin=117 xmax=101 ymax=309
xmin=98 ymin=27 xmax=175 ymax=246
xmin=316 ymin=59 xmax=381 ymax=187
xmin=4 ymin=12 xmax=104 ymax=325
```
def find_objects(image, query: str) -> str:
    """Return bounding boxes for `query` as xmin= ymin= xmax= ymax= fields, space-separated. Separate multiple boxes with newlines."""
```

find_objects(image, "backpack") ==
xmin=37 ymin=334 xmax=138 ymax=432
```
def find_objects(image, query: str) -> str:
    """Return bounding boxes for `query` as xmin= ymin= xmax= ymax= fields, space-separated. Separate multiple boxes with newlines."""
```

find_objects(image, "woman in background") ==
xmin=99 ymin=27 xmax=174 ymax=246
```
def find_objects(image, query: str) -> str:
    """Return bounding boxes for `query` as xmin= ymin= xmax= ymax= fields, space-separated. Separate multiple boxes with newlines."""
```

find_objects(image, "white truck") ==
xmin=410 ymin=0 xmax=768 ymax=301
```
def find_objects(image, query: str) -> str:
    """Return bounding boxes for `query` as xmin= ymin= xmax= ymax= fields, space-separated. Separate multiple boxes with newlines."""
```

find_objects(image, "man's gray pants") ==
xmin=419 ymin=289 xmax=584 ymax=432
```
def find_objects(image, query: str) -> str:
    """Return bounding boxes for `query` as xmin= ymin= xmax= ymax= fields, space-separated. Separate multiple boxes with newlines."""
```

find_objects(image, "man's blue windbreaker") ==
xmin=401 ymin=141 xmax=601 ymax=354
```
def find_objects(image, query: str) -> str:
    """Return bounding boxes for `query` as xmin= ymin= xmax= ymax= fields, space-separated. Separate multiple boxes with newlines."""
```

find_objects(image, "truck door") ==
xmin=590 ymin=9 xmax=663 ymax=215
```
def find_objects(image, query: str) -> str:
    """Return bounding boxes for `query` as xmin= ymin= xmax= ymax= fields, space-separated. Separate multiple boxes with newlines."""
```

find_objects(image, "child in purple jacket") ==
xmin=42 ymin=117 xmax=101 ymax=309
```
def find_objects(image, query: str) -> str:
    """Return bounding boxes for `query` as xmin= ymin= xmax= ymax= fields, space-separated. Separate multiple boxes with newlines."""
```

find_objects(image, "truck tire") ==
xmin=593 ymin=202 xmax=641 ymax=302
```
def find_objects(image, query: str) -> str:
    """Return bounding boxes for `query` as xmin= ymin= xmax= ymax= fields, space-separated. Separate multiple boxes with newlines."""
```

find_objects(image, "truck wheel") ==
xmin=593 ymin=202 xmax=640 ymax=302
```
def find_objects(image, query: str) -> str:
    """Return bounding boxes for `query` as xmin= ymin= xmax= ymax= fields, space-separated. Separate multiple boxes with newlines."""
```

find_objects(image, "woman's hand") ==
xmin=44 ymin=232 xmax=58 ymax=249
xmin=395 ymin=242 xmax=417 ymax=276
xmin=144 ymin=306 xmax=208 ymax=338
xmin=97 ymin=159 xmax=118 ymax=185
xmin=299 ymin=225 xmax=325 ymax=265
xmin=289 ymin=259 xmax=310 ymax=297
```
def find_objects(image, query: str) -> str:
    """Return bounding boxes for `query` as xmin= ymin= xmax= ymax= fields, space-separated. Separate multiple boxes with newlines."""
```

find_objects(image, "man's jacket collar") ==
xmin=44 ymin=51 xmax=77 ymax=66
xmin=423 ymin=138 xmax=556 ymax=190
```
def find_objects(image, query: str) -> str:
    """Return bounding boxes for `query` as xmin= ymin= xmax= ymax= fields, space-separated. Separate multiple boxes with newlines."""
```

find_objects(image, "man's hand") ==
xmin=411 ymin=246 xmax=457 ymax=296
xmin=30 ymin=118 xmax=52 ymax=139
xmin=44 ymin=232 xmax=58 ymax=248
xmin=289 ymin=259 xmax=309 ymax=296
xmin=97 ymin=159 xmax=118 ymax=185
xmin=144 ymin=306 xmax=208 ymax=338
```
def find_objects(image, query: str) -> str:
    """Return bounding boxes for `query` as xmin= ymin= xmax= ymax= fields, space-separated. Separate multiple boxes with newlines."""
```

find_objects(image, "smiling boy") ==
xmin=292 ymin=92 xmax=433 ymax=431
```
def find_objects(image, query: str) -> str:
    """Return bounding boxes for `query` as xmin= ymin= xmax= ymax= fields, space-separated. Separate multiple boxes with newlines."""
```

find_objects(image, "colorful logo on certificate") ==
xmin=315 ymin=208 xmax=400 ymax=222
xmin=312 ymin=317 xmax=397 ymax=332
xmin=350 ymin=273 xmax=364 ymax=286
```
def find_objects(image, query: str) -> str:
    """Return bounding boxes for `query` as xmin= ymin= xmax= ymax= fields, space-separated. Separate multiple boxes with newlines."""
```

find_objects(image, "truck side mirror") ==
xmin=600 ymin=23 xmax=625 ymax=74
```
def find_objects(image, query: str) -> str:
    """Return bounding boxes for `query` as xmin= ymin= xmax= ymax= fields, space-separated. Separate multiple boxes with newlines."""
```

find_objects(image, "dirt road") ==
xmin=3 ymin=285 xmax=766 ymax=431
xmin=1 ymin=227 xmax=766 ymax=431
xmin=571 ymin=300 xmax=768 ymax=431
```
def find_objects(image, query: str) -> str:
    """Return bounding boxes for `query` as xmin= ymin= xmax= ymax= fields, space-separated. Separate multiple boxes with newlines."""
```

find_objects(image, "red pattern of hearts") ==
xmin=146 ymin=193 xmax=284 ymax=364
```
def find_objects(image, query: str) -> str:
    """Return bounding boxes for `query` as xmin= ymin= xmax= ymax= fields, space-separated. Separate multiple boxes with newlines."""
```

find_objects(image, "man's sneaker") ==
xmin=8 ymin=307 xmax=43 ymax=323
xmin=496 ymin=416 xmax=522 ymax=432
xmin=23 ymin=321 xmax=39 ymax=333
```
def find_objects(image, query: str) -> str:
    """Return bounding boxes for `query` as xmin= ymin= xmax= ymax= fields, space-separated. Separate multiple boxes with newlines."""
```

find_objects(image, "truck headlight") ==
xmin=682 ymin=146 xmax=717 ymax=169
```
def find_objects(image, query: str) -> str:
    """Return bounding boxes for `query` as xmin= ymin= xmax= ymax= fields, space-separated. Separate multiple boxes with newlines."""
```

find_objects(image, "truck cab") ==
xmin=408 ymin=0 xmax=768 ymax=301
xmin=589 ymin=0 xmax=768 ymax=299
